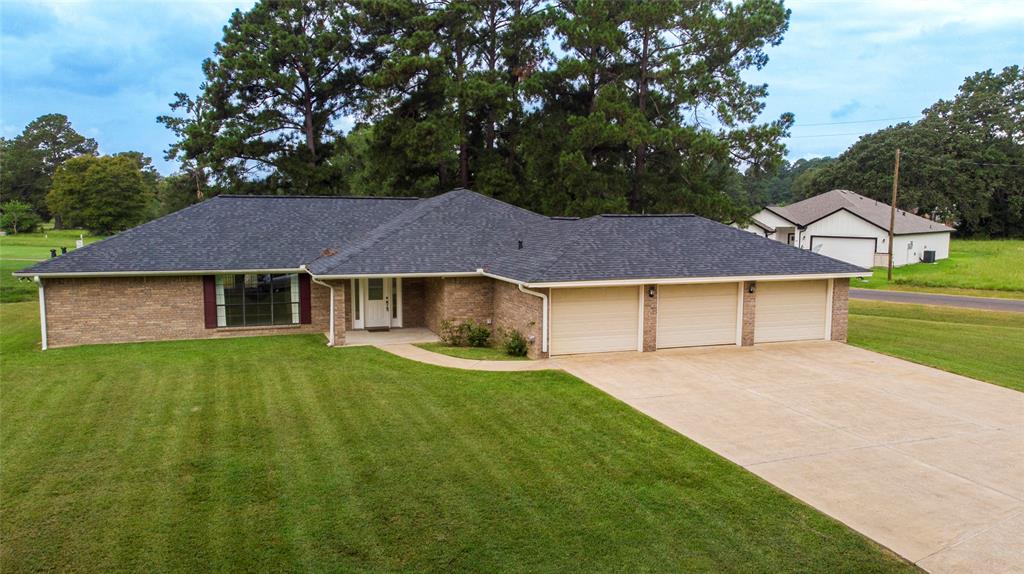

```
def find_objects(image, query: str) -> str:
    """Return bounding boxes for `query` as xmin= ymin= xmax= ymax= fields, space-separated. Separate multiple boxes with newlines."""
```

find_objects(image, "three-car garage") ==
xmin=547 ymin=279 xmax=835 ymax=356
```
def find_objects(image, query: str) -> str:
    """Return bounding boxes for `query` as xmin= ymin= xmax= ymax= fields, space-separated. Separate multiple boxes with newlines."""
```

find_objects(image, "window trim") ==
xmin=213 ymin=273 xmax=302 ymax=329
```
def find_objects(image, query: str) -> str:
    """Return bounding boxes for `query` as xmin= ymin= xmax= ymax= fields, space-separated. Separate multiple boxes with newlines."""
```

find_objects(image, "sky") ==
xmin=2 ymin=0 xmax=1022 ymax=175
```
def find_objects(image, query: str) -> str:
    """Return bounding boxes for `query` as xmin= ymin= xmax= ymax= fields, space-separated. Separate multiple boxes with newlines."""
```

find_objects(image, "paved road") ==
xmin=557 ymin=343 xmax=1024 ymax=574
xmin=850 ymin=288 xmax=1024 ymax=313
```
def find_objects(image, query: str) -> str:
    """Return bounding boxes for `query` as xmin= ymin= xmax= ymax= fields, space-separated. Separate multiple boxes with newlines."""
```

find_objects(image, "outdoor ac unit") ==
xmin=922 ymin=250 xmax=936 ymax=263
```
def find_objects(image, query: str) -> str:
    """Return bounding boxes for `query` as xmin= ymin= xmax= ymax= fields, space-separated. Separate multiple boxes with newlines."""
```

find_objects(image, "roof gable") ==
xmin=767 ymin=189 xmax=955 ymax=234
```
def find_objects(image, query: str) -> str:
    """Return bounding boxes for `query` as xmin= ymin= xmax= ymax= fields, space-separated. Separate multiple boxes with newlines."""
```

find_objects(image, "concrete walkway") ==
xmin=851 ymin=288 xmax=1024 ymax=313
xmin=380 ymin=341 xmax=1024 ymax=573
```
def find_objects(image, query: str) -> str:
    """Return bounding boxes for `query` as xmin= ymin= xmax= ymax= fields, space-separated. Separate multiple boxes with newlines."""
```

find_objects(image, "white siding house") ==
xmin=746 ymin=189 xmax=954 ymax=268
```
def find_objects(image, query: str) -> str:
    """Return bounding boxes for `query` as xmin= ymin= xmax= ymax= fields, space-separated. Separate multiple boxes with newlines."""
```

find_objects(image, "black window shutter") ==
xmin=203 ymin=276 xmax=217 ymax=329
xmin=299 ymin=274 xmax=312 ymax=324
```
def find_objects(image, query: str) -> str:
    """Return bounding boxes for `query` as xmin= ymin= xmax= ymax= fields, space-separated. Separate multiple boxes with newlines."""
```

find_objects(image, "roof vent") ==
xmin=517 ymin=240 xmax=523 ymax=250
xmin=321 ymin=248 xmax=338 ymax=257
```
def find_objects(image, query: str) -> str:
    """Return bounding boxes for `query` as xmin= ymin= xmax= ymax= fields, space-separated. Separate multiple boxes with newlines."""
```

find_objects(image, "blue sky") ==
xmin=2 ymin=0 xmax=1022 ymax=175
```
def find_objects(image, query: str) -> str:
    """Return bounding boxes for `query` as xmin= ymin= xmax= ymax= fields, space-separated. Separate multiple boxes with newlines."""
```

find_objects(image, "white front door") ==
xmin=364 ymin=277 xmax=391 ymax=329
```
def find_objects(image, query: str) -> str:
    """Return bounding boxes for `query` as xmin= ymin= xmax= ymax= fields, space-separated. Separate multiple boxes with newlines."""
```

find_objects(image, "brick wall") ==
xmin=830 ymin=278 xmax=849 ymax=342
xmin=643 ymin=285 xmax=657 ymax=352
xmin=402 ymin=278 xmax=426 ymax=328
xmin=741 ymin=281 xmax=756 ymax=346
xmin=43 ymin=275 xmax=331 ymax=348
xmin=492 ymin=280 xmax=546 ymax=359
xmin=423 ymin=276 xmax=494 ymax=333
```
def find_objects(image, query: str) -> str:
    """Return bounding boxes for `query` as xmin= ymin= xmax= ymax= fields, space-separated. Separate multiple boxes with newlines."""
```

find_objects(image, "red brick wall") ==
xmin=402 ymin=278 xmax=426 ymax=328
xmin=422 ymin=276 xmax=494 ymax=333
xmin=741 ymin=281 xmax=756 ymax=346
xmin=643 ymin=285 xmax=657 ymax=352
xmin=831 ymin=278 xmax=849 ymax=342
xmin=492 ymin=280 xmax=547 ymax=359
xmin=43 ymin=275 xmax=331 ymax=348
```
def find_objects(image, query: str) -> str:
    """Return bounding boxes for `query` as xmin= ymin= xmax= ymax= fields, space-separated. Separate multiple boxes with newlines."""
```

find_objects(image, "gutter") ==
xmin=302 ymin=265 xmax=336 ymax=347
xmin=35 ymin=276 xmax=47 ymax=351
xmin=477 ymin=269 xmax=549 ymax=354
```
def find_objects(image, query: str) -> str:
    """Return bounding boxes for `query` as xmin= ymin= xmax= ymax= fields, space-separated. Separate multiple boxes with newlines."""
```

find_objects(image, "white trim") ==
xmin=311 ymin=271 xmax=481 ymax=280
xmin=524 ymin=272 xmax=865 ymax=289
xmin=825 ymin=278 xmax=834 ymax=341
xmin=35 ymin=277 xmax=47 ymax=351
xmin=735 ymin=282 xmax=744 ymax=346
xmin=636 ymin=286 xmax=644 ymax=352
xmin=13 ymin=268 xmax=302 ymax=278
xmin=350 ymin=279 xmax=363 ymax=330
xmin=392 ymin=277 xmax=403 ymax=328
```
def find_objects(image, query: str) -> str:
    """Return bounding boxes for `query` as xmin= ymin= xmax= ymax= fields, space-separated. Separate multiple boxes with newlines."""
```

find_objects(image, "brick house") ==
xmin=16 ymin=189 xmax=865 ymax=358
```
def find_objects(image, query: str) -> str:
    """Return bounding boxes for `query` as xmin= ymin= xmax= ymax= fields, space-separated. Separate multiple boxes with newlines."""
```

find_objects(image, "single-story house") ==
xmin=15 ymin=189 xmax=866 ymax=358
xmin=741 ymin=189 xmax=954 ymax=268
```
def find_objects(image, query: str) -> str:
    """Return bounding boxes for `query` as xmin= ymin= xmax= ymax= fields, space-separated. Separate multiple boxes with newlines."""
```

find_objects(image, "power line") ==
xmin=786 ymin=131 xmax=868 ymax=139
xmin=795 ymin=115 xmax=920 ymax=128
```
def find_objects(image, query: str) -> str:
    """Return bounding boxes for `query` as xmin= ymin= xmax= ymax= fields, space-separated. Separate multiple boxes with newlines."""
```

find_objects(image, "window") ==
xmin=392 ymin=277 xmax=399 ymax=319
xmin=352 ymin=279 xmax=361 ymax=321
xmin=215 ymin=273 xmax=299 ymax=327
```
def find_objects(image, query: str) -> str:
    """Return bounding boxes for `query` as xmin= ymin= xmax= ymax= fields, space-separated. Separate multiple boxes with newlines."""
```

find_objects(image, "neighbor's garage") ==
xmin=657 ymin=283 xmax=739 ymax=348
xmin=550 ymin=286 xmax=639 ymax=355
xmin=754 ymin=280 xmax=829 ymax=343
xmin=810 ymin=236 xmax=876 ymax=269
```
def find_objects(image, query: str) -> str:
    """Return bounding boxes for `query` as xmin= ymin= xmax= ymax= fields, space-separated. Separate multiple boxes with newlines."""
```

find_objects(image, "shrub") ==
xmin=502 ymin=328 xmax=529 ymax=357
xmin=0 ymin=200 xmax=41 ymax=234
xmin=439 ymin=319 xmax=491 ymax=347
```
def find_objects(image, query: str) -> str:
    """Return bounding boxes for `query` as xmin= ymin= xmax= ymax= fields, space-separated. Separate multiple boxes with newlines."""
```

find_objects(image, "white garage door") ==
xmin=754 ymin=280 xmax=828 ymax=343
xmin=811 ymin=236 xmax=875 ymax=268
xmin=550 ymin=287 xmax=639 ymax=355
xmin=657 ymin=283 xmax=739 ymax=348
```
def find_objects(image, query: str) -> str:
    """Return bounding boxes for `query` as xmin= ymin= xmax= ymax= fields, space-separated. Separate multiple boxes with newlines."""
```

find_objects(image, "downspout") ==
xmin=476 ymin=268 xmax=549 ymax=354
xmin=518 ymin=284 xmax=549 ymax=354
xmin=302 ymin=265 xmax=335 ymax=347
xmin=34 ymin=276 xmax=47 ymax=351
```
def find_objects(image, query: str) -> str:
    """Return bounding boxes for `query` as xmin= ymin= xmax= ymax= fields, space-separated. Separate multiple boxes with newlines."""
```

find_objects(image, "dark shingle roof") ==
xmin=18 ymin=189 xmax=867 ymax=280
xmin=766 ymin=189 xmax=955 ymax=234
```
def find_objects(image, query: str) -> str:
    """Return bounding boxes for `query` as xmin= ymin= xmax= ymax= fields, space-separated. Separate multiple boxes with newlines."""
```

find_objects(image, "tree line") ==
xmin=739 ymin=66 xmax=1023 ymax=237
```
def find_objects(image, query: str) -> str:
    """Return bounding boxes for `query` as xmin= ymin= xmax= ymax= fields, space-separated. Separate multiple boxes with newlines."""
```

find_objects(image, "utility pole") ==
xmin=887 ymin=148 xmax=901 ymax=281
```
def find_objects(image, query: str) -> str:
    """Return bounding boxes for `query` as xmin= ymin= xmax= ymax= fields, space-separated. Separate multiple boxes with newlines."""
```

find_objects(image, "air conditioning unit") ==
xmin=922 ymin=250 xmax=936 ymax=263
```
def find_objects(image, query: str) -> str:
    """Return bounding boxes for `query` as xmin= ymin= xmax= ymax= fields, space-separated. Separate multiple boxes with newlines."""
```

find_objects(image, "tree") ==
xmin=0 ymin=114 xmax=98 ymax=222
xmin=0 ymin=200 xmax=41 ymax=234
xmin=158 ymin=90 xmax=217 ymax=200
xmin=796 ymin=66 xmax=1023 ymax=236
xmin=189 ymin=0 xmax=359 ymax=192
xmin=47 ymin=155 xmax=151 ymax=235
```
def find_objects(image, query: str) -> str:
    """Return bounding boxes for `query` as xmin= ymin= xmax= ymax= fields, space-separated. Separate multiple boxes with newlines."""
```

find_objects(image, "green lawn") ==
xmin=849 ymin=300 xmax=1024 ymax=392
xmin=417 ymin=341 xmax=527 ymax=361
xmin=0 ymin=301 xmax=912 ymax=573
xmin=853 ymin=239 xmax=1024 ymax=299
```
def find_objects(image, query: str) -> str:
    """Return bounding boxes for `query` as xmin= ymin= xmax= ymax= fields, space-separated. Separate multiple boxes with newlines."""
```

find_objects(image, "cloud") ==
xmin=829 ymin=101 xmax=863 ymax=120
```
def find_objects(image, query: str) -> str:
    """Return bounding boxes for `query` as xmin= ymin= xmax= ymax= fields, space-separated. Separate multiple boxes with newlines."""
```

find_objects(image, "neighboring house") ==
xmin=15 ymin=189 xmax=865 ymax=357
xmin=745 ymin=189 xmax=954 ymax=268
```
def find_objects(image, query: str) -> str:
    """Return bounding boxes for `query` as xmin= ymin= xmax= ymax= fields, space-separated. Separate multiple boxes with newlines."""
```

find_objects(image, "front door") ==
xmin=364 ymin=277 xmax=391 ymax=329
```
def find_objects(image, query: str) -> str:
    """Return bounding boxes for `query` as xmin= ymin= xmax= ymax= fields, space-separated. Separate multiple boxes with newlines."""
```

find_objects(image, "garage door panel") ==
xmin=551 ymin=287 xmax=639 ymax=355
xmin=811 ymin=236 xmax=875 ymax=268
xmin=754 ymin=280 xmax=828 ymax=343
xmin=658 ymin=283 xmax=738 ymax=348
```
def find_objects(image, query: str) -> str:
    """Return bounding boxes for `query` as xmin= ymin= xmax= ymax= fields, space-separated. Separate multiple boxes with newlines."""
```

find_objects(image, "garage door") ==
xmin=754 ymin=280 xmax=828 ymax=343
xmin=657 ymin=283 xmax=739 ymax=348
xmin=811 ymin=236 xmax=875 ymax=268
xmin=550 ymin=287 xmax=639 ymax=355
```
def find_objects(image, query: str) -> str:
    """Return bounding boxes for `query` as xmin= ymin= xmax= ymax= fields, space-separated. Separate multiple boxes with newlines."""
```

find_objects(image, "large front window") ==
xmin=216 ymin=274 xmax=299 ymax=327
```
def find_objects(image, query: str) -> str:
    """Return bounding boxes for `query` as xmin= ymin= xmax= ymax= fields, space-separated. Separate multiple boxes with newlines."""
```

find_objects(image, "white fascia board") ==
xmin=309 ymin=271 xmax=482 ymax=279
xmin=523 ymin=272 xmax=866 ymax=289
xmin=12 ymin=268 xmax=303 ymax=278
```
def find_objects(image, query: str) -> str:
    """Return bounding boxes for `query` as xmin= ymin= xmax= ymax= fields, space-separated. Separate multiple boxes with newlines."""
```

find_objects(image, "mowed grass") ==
xmin=1 ymin=229 xmax=104 ymax=303
xmin=0 ymin=301 xmax=913 ymax=573
xmin=849 ymin=300 xmax=1024 ymax=392
xmin=854 ymin=239 xmax=1024 ymax=298
xmin=417 ymin=342 xmax=527 ymax=361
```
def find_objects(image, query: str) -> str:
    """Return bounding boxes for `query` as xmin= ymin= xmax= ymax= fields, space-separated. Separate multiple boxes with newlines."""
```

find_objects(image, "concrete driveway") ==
xmin=556 ymin=342 xmax=1024 ymax=574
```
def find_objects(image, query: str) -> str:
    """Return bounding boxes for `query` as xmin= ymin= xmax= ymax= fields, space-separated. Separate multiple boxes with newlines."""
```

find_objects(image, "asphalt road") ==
xmin=850 ymin=288 xmax=1024 ymax=313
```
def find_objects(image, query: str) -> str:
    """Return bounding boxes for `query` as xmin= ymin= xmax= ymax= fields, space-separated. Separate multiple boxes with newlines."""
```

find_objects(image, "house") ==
xmin=742 ymin=189 xmax=954 ymax=268
xmin=15 ymin=189 xmax=866 ymax=357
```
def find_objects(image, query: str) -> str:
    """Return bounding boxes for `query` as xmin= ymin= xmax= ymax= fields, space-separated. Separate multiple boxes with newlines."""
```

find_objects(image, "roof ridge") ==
xmin=215 ymin=194 xmax=421 ymax=200
xmin=309 ymin=191 xmax=460 ymax=273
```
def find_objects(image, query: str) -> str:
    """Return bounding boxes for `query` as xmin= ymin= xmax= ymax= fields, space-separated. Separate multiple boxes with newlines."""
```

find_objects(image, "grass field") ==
xmin=854 ymin=240 xmax=1024 ymax=299
xmin=417 ymin=341 xmax=527 ymax=361
xmin=0 ymin=301 xmax=912 ymax=573
xmin=0 ymin=229 xmax=104 ymax=303
xmin=848 ymin=300 xmax=1024 ymax=392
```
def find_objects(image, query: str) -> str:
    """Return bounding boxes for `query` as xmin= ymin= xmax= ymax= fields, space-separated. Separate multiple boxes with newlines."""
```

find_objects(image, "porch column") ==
xmin=331 ymin=280 xmax=347 ymax=346
xmin=741 ymin=281 xmax=756 ymax=346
